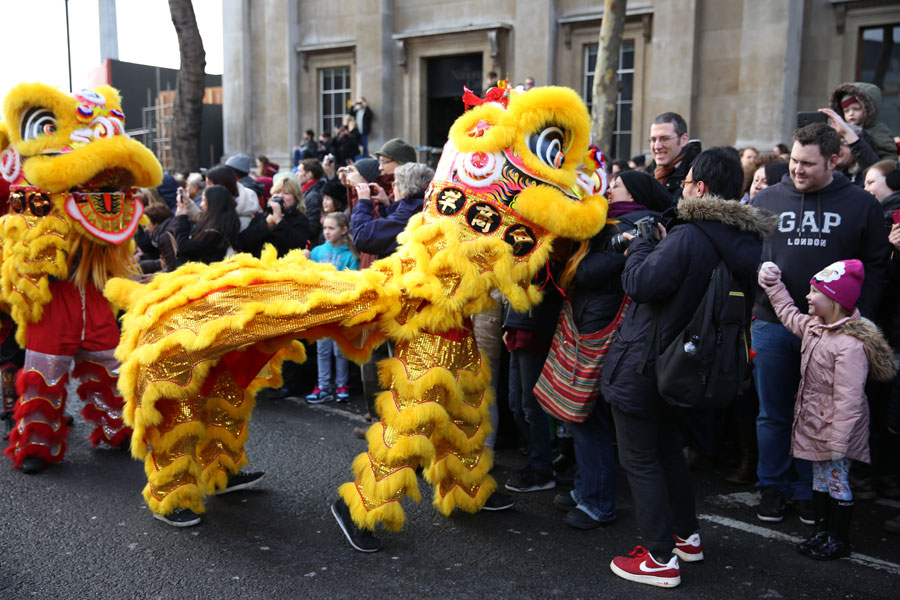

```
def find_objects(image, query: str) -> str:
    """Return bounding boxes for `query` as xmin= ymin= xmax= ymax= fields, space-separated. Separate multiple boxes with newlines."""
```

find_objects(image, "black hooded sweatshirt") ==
xmin=750 ymin=171 xmax=888 ymax=322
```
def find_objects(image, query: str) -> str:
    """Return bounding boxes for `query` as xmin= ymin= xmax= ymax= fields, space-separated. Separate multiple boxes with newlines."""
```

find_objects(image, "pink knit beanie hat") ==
xmin=810 ymin=259 xmax=864 ymax=312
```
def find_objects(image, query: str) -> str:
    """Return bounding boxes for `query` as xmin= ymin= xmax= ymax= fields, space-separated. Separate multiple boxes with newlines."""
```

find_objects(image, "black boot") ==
xmin=809 ymin=499 xmax=852 ymax=560
xmin=725 ymin=418 xmax=757 ymax=485
xmin=798 ymin=491 xmax=829 ymax=555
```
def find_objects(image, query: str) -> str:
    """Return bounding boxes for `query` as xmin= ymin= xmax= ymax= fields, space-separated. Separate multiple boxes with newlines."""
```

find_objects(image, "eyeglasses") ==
xmin=680 ymin=179 xmax=698 ymax=188
xmin=378 ymin=158 xmax=396 ymax=165
xmin=649 ymin=135 xmax=678 ymax=145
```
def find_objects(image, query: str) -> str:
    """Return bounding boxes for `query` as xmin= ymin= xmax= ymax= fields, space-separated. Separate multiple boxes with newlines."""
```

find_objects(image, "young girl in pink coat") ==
xmin=758 ymin=259 xmax=897 ymax=560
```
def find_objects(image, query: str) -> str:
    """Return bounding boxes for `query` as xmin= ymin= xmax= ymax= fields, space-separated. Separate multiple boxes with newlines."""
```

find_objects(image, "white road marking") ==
xmin=306 ymin=402 xmax=369 ymax=423
xmin=699 ymin=513 xmax=900 ymax=576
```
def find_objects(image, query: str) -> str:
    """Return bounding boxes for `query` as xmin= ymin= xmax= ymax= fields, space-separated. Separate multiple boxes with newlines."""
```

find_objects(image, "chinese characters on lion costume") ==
xmin=0 ymin=83 xmax=162 ymax=473
xmin=106 ymin=82 xmax=610 ymax=547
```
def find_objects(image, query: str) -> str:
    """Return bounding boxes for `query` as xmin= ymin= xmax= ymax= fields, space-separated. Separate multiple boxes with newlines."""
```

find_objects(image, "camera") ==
xmin=265 ymin=195 xmax=285 ymax=215
xmin=610 ymin=215 xmax=661 ymax=253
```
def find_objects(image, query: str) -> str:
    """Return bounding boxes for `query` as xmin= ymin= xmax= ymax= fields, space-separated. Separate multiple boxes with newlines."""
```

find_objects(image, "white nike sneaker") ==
xmin=672 ymin=532 xmax=704 ymax=562
xmin=610 ymin=545 xmax=681 ymax=588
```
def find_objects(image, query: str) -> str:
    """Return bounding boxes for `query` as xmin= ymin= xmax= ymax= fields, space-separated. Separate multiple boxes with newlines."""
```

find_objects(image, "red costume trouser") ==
xmin=3 ymin=281 xmax=130 ymax=468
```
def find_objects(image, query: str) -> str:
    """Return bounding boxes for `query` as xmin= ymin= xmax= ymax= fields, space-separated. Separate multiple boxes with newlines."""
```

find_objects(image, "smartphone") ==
xmin=797 ymin=111 xmax=828 ymax=129
xmin=892 ymin=209 xmax=900 ymax=225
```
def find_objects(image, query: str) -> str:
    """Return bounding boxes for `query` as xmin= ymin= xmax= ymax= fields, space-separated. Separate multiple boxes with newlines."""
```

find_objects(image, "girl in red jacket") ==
xmin=758 ymin=259 xmax=897 ymax=560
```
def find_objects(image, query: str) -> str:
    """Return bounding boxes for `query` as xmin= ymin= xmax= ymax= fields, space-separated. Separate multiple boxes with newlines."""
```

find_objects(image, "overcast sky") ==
xmin=0 ymin=0 xmax=222 ymax=98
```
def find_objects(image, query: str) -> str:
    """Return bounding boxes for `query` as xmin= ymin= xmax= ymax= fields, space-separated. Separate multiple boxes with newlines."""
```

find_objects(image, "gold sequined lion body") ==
xmin=106 ymin=85 xmax=609 ymax=528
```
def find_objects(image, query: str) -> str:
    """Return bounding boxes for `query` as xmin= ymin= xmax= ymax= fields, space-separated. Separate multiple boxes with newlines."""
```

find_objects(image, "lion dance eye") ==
xmin=21 ymin=107 xmax=58 ymax=141
xmin=527 ymin=126 xmax=567 ymax=169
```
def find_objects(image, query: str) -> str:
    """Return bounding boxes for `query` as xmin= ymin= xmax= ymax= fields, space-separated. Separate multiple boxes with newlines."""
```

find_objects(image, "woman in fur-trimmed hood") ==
xmin=829 ymin=82 xmax=898 ymax=160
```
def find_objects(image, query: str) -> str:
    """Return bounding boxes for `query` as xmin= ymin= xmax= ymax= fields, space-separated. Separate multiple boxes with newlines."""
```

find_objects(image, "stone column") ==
xmin=222 ymin=0 xmax=253 ymax=156
xmin=734 ymin=0 xmax=805 ymax=149
xmin=642 ymin=0 xmax=699 ymax=131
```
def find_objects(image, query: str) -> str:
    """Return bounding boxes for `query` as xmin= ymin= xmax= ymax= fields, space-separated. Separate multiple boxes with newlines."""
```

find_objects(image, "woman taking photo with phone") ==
xmin=172 ymin=184 xmax=241 ymax=265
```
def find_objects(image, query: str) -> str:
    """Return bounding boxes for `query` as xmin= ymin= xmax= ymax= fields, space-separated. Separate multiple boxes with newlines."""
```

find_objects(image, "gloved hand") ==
xmin=758 ymin=261 xmax=782 ymax=287
xmin=831 ymin=451 xmax=846 ymax=461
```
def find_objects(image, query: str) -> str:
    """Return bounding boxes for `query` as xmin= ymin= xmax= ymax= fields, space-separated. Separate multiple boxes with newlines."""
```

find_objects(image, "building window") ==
xmin=320 ymin=67 xmax=351 ymax=136
xmin=858 ymin=24 xmax=899 ymax=136
xmin=584 ymin=40 xmax=634 ymax=160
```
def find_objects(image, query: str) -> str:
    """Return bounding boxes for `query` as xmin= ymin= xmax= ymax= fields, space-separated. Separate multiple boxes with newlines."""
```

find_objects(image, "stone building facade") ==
xmin=222 ymin=0 xmax=899 ymax=167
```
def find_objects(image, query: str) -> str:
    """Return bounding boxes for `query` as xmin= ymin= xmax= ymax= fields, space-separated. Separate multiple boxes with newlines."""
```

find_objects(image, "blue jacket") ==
xmin=351 ymin=190 xmax=425 ymax=258
xmin=309 ymin=240 xmax=359 ymax=272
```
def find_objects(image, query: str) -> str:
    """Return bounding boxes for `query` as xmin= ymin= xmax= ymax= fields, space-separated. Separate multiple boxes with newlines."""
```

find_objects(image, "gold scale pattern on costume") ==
xmin=110 ymin=84 xmax=610 ymax=526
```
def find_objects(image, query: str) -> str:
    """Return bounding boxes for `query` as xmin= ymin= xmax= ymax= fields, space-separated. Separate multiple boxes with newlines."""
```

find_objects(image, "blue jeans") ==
xmin=569 ymin=402 xmax=616 ymax=521
xmin=508 ymin=349 xmax=553 ymax=472
xmin=317 ymin=338 xmax=349 ymax=389
xmin=751 ymin=319 xmax=811 ymax=501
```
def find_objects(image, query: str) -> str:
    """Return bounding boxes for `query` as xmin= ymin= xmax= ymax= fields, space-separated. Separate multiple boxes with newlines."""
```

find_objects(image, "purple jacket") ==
xmin=351 ymin=190 xmax=424 ymax=259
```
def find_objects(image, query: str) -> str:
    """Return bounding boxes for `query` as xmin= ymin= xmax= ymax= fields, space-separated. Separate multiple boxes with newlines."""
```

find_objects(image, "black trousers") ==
xmin=611 ymin=404 xmax=699 ymax=558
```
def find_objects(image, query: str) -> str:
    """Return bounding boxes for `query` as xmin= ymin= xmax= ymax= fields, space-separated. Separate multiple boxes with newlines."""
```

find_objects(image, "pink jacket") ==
xmin=765 ymin=282 xmax=890 ymax=463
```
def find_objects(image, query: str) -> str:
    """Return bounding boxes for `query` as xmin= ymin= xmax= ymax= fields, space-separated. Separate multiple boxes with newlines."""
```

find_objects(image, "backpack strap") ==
xmin=635 ymin=223 xmax=719 ymax=374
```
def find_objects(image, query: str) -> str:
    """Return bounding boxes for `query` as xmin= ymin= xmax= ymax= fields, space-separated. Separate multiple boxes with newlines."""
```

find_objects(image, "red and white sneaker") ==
xmin=610 ymin=546 xmax=681 ymax=588
xmin=672 ymin=532 xmax=704 ymax=562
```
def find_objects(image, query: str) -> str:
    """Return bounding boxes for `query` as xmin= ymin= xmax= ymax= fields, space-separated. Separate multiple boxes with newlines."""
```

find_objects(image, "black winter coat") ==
xmin=303 ymin=179 xmax=325 ymax=242
xmin=571 ymin=210 xmax=659 ymax=334
xmin=600 ymin=197 xmax=777 ymax=418
xmin=172 ymin=215 xmax=234 ymax=265
xmin=238 ymin=208 xmax=310 ymax=258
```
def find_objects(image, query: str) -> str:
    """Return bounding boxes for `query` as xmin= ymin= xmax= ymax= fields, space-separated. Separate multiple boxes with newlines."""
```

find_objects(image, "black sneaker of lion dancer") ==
xmin=672 ymin=533 xmax=704 ymax=562
xmin=610 ymin=546 xmax=681 ymax=588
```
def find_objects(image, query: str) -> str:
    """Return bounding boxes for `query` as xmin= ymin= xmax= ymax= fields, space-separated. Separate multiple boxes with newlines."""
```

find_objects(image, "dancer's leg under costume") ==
xmin=339 ymin=325 xmax=496 ymax=532
xmin=4 ymin=281 xmax=130 ymax=467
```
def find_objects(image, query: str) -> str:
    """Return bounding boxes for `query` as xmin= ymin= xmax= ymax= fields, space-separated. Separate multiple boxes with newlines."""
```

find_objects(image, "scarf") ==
xmin=607 ymin=200 xmax=646 ymax=219
xmin=653 ymin=150 xmax=685 ymax=185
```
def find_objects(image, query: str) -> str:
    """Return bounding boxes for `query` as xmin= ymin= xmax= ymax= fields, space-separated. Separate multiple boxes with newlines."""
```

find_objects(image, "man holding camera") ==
xmin=750 ymin=123 xmax=888 ymax=525
xmin=602 ymin=148 xmax=776 ymax=588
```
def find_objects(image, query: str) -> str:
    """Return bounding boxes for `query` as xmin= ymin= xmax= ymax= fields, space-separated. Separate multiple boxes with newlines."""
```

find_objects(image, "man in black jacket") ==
xmin=602 ymin=148 xmax=777 ymax=588
xmin=750 ymin=123 xmax=889 ymax=525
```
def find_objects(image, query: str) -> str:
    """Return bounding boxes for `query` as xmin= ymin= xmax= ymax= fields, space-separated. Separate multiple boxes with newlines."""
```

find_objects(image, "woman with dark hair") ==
xmin=172 ymin=184 xmax=240 ymax=265
xmin=206 ymin=164 xmax=260 ymax=231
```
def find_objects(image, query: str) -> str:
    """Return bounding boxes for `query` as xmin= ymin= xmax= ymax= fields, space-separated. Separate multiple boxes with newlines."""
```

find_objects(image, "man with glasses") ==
xmin=375 ymin=138 xmax=417 ymax=177
xmin=647 ymin=112 xmax=702 ymax=201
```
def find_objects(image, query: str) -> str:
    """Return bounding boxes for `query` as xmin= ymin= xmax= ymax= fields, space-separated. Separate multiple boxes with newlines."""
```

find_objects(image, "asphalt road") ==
xmin=1 ymin=389 xmax=898 ymax=599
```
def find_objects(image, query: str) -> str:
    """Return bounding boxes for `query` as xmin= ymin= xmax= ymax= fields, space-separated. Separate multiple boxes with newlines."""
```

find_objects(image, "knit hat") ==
xmin=617 ymin=170 xmax=673 ymax=213
xmin=156 ymin=173 xmax=179 ymax=210
xmin=764 ymin=161 xmax=790 ymax=186
xmin=225 ymin=153 xmax=252 ymax=175
xmin=841 ymin=95 xmax=860 ymax=110
xmin=376 ymin=138 xmax=417 ymax=165
xmin=810 ymin=259 xmax=864 ymax=312
xmin=885 ymin=169 xmax=900 ymax=192
xmin=354 ymin=158 xmax=380 ymax=183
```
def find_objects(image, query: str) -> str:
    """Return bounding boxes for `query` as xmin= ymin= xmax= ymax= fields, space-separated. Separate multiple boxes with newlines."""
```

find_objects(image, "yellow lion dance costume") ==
xmin=0 ymin=83 xmax=162 ymax=473
xmin=107 ymin=84 xmax=608 ymax=545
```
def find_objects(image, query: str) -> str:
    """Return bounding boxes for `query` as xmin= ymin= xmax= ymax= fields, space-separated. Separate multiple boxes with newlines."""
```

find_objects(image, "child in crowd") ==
xmin=758 ymin=259 xmax=897 ymax=560
xmin=829 ymin=82 xmax=897 ymax=160
xmin=304 ymin=212 xmax=360 ymax=403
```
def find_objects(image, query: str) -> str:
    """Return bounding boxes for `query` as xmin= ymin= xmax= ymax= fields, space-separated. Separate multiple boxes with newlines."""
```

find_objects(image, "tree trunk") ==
xmin=590 ymin=0 xmax=625 ymax=160
xmin=168 ymin=0 xmax=206 ymax=174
